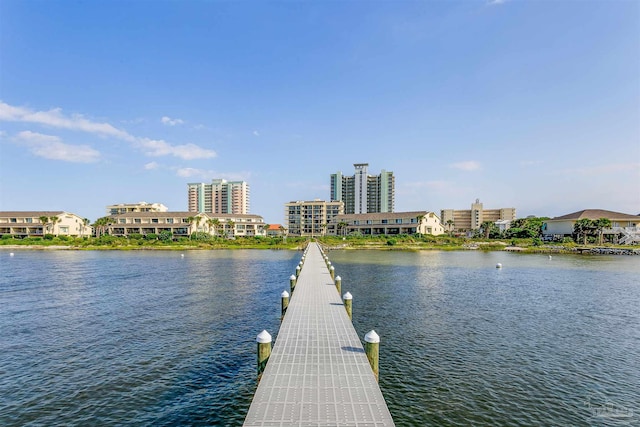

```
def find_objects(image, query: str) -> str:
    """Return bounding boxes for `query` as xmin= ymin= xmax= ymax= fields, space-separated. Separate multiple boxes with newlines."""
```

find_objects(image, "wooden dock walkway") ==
xmin=243 ymin=242 xmax=395 ymax=426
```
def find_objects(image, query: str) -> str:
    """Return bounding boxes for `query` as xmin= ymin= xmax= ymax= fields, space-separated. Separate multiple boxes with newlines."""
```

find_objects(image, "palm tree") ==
xmin=573 ymin=218 xmax=594 ymax=245
xmin=50 ymin=216 xmax=60 ymax=236
xmin=39 ymin=216 xmax=49 ymax=235
xmin=80 ymin=218 xmax=90 ymax=238
xmin=212 ymin=218 xmax=221 ymax=237
xmin=206 ymin=218 xmax=215 ymax=236
xmin=186 ymin=216 xmax=195 ymax=240
xmin=446 ymin=219 xmax=454 ymax=236
xmin=595 ymin=218 xmax=612 ymax=245
xmin=226 ymin=219 xmax=235 ymax=238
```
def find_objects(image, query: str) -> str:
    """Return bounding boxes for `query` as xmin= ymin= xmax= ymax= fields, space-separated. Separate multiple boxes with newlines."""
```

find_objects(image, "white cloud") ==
xmin=253 ymin=130 xmax=260 ymax=136
xmin=144 ymin=161 xmax=160 ymax=170
xmin=487 ymin=0 xmax=507 ymax=5
xmin=1 ymin=101 xmax=134 ymax=141
xmin=450 ymin=161 xmax=481 ymax=171
xmin=14 ymin=130 xmax=100 ymax=163
xmin=137 ymin=138 xmax=216 ymax=160
xmin=0 ymin=101 xmax=215 ymax=160
xmin=161 ymin=116 xmax=184 ymax=126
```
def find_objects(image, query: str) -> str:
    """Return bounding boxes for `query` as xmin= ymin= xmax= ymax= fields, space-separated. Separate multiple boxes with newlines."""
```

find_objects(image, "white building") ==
xmin=326 ymin=211 xmax=444 ymax=236
xmin=0 ymin=211 xmax=93 ymax=238
xmin=106 ymin=202 xmax=168 ymax=216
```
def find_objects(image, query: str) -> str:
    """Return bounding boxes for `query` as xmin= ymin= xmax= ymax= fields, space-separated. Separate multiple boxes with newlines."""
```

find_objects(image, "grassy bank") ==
xmin=1 ymin=234 xmax=637 ymax=254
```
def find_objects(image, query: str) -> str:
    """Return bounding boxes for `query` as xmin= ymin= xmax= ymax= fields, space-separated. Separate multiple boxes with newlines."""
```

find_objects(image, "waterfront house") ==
xmin=542 ymin=209 xmax=639 ymax=244
xmin=326 ymin=211 xmax=445 ymax=236
xmin=0 ymin=211 xmax=92 ymax=238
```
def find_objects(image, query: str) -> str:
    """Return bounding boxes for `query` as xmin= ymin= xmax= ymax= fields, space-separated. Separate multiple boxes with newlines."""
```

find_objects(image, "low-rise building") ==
xmin=0 ymin=211 xmax=92 ymax=238
xmin=542 ymin=209 xmax=639 ymax=244
xmin=285 ymin=200 xmax=344 ymax=236
xmin=103 ymin=212 xmax=265 ymax=238
xmin=326 ymin=211 xmax=444 ymax=236
xmin=441 ymin=199 xmax=516 ymax=233
xmin=266 ymin=224 xmax=287 ymax=237
xmin=106 ymin=202 xmax=168 ymax=215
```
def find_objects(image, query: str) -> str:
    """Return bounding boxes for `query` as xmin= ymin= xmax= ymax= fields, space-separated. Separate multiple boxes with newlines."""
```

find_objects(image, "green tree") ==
xmin=226 ymin=219 xmax=236 ymax=238
xmin=39 ymin=216 xmax=50 ymax=235
xmin=573 ymin=218 xmax=596 ymax=245
xmin=185 ymin=216 xmax=195 ymax=240
xmin=212 ymin=218 xmax=221 ymax=237
xmin=595 ymin=218 xmax=612 ymax=245
xmin=445 ymin=219 xmax=454 ymax=236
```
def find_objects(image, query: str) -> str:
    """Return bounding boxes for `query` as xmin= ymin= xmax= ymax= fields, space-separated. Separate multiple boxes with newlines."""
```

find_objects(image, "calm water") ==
xmin=1 ymin=249 xmax=638 ymax=426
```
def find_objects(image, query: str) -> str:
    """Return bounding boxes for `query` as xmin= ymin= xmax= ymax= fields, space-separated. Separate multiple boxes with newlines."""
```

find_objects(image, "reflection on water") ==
xmin=1 ymin=249 xmax=638 ymax=426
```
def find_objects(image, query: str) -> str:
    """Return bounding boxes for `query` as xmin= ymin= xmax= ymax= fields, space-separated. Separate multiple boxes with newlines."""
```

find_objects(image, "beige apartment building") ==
xmin=106 ymin=202 xmax=168 ymax=216
xmin=326 ymin=211 xmax=444 ymax=236
xmin=0 ymin=211 xmax=93 ymax=238
xmin=285 ymin=200 xmax=344 ymax=236
xmin=441 ymin=199 xmax=516 ymax=233
xmin=103 ymin=212 xmax=266 ymax=238
xmin=188 ymin=179 xmax=249 ymax=215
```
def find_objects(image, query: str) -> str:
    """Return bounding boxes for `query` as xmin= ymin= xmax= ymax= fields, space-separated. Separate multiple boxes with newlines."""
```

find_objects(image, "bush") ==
xmin=158 ymin=231 xmax=173 ymax=242
xmin=386 ymin=238 xmax=397 ymax=246
xmin=145 ymin=233 xmax=157 ymax=240
xmin=1 ymin=234 xmax=13 ymax=240
xmin=128 ymin=233 xmax=143 ymax=240
xmin=44 ymin=234 xmax=55 ymax=240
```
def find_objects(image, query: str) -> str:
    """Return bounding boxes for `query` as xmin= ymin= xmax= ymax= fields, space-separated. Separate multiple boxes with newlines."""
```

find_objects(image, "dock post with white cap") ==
xmin=364 ymin=330 xmax=380 ymax=382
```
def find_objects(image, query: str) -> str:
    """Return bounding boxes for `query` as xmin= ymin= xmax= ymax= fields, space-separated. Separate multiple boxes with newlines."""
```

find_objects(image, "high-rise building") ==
xmin=330 ymin=163 xmax=394 ymax=214
xmin=187 ymin=179 xmax=250 ymax=214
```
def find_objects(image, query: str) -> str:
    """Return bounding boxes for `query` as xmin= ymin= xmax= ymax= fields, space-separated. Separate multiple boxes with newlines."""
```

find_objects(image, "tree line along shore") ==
xmin=1 ymin=234 xmax=638 ymax=255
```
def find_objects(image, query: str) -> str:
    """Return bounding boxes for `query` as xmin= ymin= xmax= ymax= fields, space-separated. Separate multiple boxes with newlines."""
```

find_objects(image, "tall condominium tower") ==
xmin=187 ymin=179 xmax=250 ymax=214
xmin=330 ymin=163 xmax=394 ymax=214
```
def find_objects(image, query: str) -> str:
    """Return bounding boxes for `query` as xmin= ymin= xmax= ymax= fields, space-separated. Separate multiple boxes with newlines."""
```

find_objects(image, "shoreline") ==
xmin=2 ymin=244 xmax=638 ymax=255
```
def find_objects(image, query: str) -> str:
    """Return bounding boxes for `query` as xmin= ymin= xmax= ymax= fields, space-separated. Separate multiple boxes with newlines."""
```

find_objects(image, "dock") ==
xmin=243 ymin=242 xmax=395 ymax=426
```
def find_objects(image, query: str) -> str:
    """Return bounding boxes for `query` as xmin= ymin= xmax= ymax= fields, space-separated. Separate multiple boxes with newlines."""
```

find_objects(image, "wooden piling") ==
xmin=256 ymin=330 xmax=272 ymax=377
xmin=343 ymin=292 xmax=352 ymax=321
xmin=289 ymin=274 xmax=297 ymax=293
xmin=335 ymin=275 xmax=341 ymax=294
xmin=364 ymin=330 xmax=380 ymax=381
xmin=281 ymin=290 xmax=290 ymax=319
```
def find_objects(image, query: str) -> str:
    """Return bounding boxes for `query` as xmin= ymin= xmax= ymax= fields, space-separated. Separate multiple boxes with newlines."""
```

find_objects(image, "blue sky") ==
xmin=1 ymin=0 xmax=638 ymax=224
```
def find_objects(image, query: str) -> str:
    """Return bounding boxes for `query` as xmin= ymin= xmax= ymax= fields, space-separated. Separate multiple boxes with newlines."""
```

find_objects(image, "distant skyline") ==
xmin=1 ymin=0 xmax=638 ymax=224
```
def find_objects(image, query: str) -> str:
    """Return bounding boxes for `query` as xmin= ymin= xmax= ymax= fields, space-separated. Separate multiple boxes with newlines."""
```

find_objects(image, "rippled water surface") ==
xmin=1 ymin=249 xmax=638 ymax=426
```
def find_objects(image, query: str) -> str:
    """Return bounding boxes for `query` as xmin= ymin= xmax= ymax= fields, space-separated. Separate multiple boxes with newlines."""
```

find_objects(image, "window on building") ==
xmin=381 ymin=219 xmax=388 ymax=224
xmin=395 ymin=219 xmax=403 ymax=224
xmin=26 ymin=218 xmax=33 ymax=223
xmin=135 ymin=218 xmax=141 ymax=223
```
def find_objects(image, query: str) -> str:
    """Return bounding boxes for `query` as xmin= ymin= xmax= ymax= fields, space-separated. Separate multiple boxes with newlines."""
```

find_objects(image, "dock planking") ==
xmin=243 ymin=242 xmax=395 ymax=426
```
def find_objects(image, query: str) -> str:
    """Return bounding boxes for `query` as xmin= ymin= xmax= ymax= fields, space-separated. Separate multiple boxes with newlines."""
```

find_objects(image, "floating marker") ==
xmin=496 ymin=263 xmax=502 ymax=269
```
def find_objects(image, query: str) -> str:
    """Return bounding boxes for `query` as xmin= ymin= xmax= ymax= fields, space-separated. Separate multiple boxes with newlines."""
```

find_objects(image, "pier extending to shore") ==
xmin=243 ymin=242 xmax=394 ymax=426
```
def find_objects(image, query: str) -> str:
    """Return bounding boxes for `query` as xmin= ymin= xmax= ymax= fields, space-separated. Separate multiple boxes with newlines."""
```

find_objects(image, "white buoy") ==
xmin=10 ymin=252 xmax=15 ymax=257
xmin=549 ymin=255 xmax=552 ymax=260
xmin=181 ymin=254 xmax=185 ymax=257
xmin=496 ymin=263 xmax=502 ymax=269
